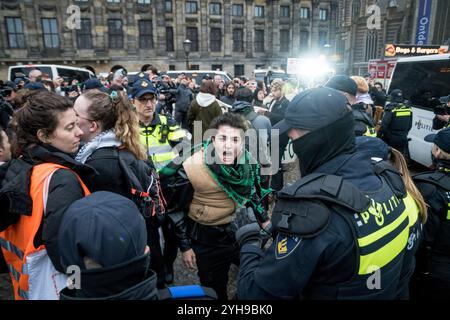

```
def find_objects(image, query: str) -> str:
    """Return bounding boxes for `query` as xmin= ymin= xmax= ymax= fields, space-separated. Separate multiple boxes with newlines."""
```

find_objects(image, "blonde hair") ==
xmin=389 ymin=148 xmax=428 ymax=223
xmin=351 ymin=76 xmax=369 ymax=94
xmin=82 ymin=90 xmax=147 ymax=160
xmin=270 ymin=79 xmax=285 ymax=92
xmin=435 ymin=145 xmax=450 ymax=160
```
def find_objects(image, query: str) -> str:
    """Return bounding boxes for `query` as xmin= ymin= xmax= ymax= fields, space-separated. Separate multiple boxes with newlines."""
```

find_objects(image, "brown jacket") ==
xmin=183 ymin=149 xmax=236 ymax=225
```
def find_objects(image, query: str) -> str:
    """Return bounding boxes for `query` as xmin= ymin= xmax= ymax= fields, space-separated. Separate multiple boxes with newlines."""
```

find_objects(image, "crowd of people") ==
xmin=0 ymin=63 xmax=449 ymax=301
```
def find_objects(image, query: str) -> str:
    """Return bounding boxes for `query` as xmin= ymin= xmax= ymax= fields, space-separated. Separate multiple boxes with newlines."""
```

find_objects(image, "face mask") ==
xmin=292 ymin=112 xmax=356 ymax=177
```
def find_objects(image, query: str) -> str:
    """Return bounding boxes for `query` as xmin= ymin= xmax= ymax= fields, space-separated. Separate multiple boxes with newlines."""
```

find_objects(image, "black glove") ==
xmin=234 ymin=207 xmax=271 ymax=248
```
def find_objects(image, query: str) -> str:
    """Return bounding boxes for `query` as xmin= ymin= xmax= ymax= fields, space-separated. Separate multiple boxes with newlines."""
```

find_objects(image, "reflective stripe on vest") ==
xmin=354 ymin=193 xmax=418 ymax=276
xmin=0 ymin=163 xmax=90 ymax=300
xmin=392 ymin=106 xmax=412 ymax=117
xmin=363 ymin=126 xmax=377 ymax=137
xmin=140 ymin=115 xmax=178 ymax=171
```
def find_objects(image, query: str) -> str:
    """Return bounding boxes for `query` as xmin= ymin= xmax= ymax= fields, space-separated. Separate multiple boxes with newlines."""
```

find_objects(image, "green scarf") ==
xmin=159 ymin=139 xmax=271 ymax=220
xmin=203 ymin=139 xmax=271 ymax=220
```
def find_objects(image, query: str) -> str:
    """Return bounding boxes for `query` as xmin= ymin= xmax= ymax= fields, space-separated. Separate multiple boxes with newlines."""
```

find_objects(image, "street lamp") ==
xmin=183 ymin=39 xmax=191 ymax=70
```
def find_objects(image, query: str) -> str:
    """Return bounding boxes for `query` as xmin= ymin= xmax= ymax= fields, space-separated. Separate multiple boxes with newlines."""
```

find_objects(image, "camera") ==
xmin=434 ymin=103 xmax=450 ymax=116
xmin=159 ymin=88 xmax=177 ymax=105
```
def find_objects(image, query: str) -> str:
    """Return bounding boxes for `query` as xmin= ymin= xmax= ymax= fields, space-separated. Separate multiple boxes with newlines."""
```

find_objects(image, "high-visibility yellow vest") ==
xmin=139 ymin=115 xmax=184 ymax=171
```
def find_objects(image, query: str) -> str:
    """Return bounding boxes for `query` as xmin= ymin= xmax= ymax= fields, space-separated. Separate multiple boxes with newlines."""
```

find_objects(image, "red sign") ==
xmin=387 ymin=61 xmax=396 ymax=78
xmin=376 ymin=64 xmax=386 ymax=78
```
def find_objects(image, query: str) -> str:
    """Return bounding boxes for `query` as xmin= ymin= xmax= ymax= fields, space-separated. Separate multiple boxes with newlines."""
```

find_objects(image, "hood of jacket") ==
xmin=196 ymin=92 xmax=216 ymax=107
xmin=230 ymin=100 xmax=252 ymax=114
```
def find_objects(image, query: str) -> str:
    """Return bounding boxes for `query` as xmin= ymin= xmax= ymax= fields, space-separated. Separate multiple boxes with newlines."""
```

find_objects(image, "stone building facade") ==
xmin=0 ymin=0 xmax=338 ymax=79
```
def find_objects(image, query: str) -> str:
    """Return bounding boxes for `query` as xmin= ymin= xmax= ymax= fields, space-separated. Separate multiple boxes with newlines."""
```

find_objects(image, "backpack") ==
xmin=116 ymin=149 xmax=167 ymax=224
xmin=0 ymin=159 xmax=34 ymax=231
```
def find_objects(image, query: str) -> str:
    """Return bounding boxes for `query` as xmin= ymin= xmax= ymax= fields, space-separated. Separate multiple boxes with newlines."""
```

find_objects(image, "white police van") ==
xmin=8 ymin=64 xmax=94 ymax=82
xmin=388 ymin=54 xmax=450 ymax=167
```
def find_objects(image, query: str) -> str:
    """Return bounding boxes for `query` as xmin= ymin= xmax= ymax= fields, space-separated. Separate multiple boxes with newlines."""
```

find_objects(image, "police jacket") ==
xmin=139 ymin=115 xmax=185 ymax=171
xmin=413 ymin=161 xmax=450 ymax=276
xmin=237 ymin=150 xmax=422 ymax=299
xmin=379 ymin=102 xmax=412 ymax=141
xmin=0 ymin=144 xmax=95 ymax=272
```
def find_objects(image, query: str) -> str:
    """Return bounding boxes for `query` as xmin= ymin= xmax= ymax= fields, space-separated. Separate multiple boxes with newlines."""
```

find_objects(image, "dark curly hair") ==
xmin=209 ymin=112 xmax=248 ymax=132
xmin=12 ymin=91 xmax=73 ymax=157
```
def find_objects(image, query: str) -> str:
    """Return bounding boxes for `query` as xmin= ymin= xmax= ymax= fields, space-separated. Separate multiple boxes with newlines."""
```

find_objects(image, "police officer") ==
xmin=132 ymin=78 xmax=187 ymax=285
xmin=412 ymin=128 xmax=450 ymax=299
xmin=235 ymin=87 xmax=426 ymax=299
xmin=432 ymin=94 xmax=450 ymax=130
xmin=378 ymin=89 xmax=412 ymax=157
xmin=132 ymin=78 xmax=186 ymax=172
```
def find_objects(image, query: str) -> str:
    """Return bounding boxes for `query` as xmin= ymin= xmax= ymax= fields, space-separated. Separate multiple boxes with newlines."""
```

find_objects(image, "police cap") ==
xmin=132 ymin=78 xmax=157 ymax=98
xmin=425 ymin=127 xmax=450 ymax=154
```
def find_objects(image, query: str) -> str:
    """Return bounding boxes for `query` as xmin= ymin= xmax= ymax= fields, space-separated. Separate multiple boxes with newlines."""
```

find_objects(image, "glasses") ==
xmin=76 ymin=113 xmax=95 ymax=122
xmin=138 ymin=96 xmax=156 ymax=104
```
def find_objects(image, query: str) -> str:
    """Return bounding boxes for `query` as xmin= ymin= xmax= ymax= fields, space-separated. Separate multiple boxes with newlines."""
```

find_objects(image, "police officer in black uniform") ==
xmin=234 ymin=87 xmax=425 ymax=299
xmin=412 ymin=128 xmax=450 ymax=299
xmin=378 ymin=89 xmax=413 ymax=157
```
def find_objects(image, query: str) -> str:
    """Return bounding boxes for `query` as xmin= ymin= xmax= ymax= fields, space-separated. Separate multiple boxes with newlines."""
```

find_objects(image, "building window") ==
xmin=106 ymin=0 xmax=120 ymax=3
xmin=212 ymin=64 xmax=222 ymax=71
xmin=166 ymin=26 xmax=174 ymax=51
xmin=365 ymin=31 xmax=378 ymax=61
xmin=108 ymin=19 xmax=123 ymax=49
xmin=300 ymin=7 xmax=309 ymax=19
xmin=233 ymin=28 xmax=244 ymax=52
xmin=210 ymin=28 xmax=221 ymax=52
xmin=186 ymin=27 xmax=199 ymax=51
xmin=280 ymin=29 xmax=290 ymax=52
xmin=254 ymin=29 xmax=264 ymax=52
xmin=190 ymin=64 xmax=199 ymax=70
xmin=137 ymin=0 xmax=151 ymax=4
xmin=300 ymin=30 xmax=309 ymax=48
xmin=255 ymin=5 xmax=264 ymax=17
xmin=186 ymin=1 xmax=197 ymax=14
xmin=210 ymin=2 xmax=221 ymax=15
xmin=352 ymin=0 xmax=361 ymax=19
xmin=232 ymin=4 xmax=243 ymax=16
xmin=319 ymin=8 xmax=328 ymax=21
xmin=169 ymin=64 xmax=176 ymax=70
xmin=319 ymin=31 xmax=328 ymax=47
xmin=5 ymin=17 xmax=25 ymax=48
xmin=139 ymin=20 xmax=153 ymax=49
xmin=280 ymin=6 xmax=290 ymax=18
xmin=76 ymin=19 xmax=92 ymax=49
xmin=165 ymin=0 xmax=172 ymax=13
xmin=41 ymin=18 xmax=59 ymax=48
xmin=234 ymin=64 xmax=244 ymax=77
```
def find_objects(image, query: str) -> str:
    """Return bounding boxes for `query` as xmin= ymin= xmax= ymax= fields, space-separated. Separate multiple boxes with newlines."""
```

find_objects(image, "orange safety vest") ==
xmin=0 ymin=163 xmax=90 ymax=300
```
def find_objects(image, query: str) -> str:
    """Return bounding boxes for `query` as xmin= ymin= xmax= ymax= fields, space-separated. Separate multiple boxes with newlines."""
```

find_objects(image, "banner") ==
xmin=385 ymin=44 xmax=448 ymax=57
xmin=415 ymin=0 xmax=432 ymax=45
